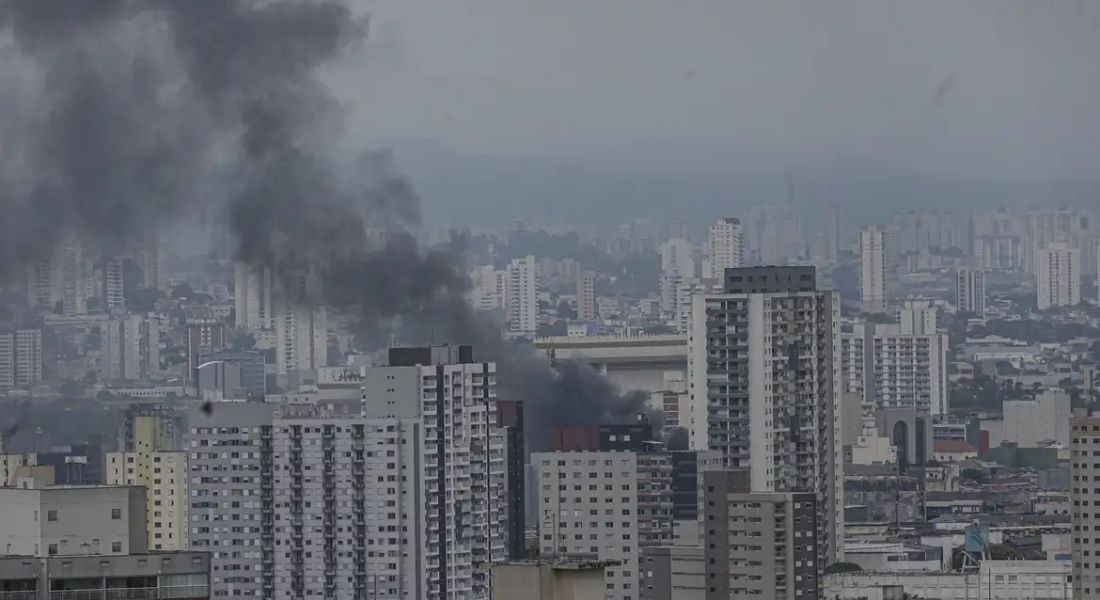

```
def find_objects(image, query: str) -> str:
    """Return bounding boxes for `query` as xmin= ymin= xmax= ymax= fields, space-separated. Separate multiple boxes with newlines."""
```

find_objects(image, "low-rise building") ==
xmin=492 ymin=561 xmax=610 ymax=600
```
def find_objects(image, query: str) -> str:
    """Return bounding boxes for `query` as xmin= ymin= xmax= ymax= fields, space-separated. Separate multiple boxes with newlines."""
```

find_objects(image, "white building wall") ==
xmin=1036 ymin=242 xmax=1081 ymax=310
xmin=506 ymin=256 xmax=539 ymax=336
xmin=860 ymin=225 xmax=887 ymax=313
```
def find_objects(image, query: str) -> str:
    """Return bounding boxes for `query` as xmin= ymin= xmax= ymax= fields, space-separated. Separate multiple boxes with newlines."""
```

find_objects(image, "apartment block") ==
xmin=533 ymin=450 xmax=673 ymax=600
xmin=1072 ymin=409 xmax=1100 ymax=600
xmin=702 ymin=470 xmax=819 ymax=600
xmin=186 ymin=345 xmax=508 ymax=600
xmin=687 ymin=266 xmax=843 ymax=565
xmin=106 ymin=416 xmax=189 ymax=551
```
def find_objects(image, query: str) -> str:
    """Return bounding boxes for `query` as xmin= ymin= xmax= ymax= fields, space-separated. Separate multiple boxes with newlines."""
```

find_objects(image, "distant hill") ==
xmin=385 ymin=140 xmax=1100 ymax=235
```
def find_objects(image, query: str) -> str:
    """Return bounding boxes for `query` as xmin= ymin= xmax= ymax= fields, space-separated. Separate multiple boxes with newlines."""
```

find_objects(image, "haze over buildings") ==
xmin=0 ymin=2 xmax=1098 ymax=600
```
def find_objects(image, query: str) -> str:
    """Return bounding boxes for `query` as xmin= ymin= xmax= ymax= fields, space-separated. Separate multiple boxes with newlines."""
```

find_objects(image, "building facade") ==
xmin=186 ymin=346 xmax=507 ymax=600
xmin=0 ymin=329 xmax=43 ymax=388
xmin=688 ymin=266 xmax=843 ymax=565
xmin=577 ymin=270 xmax=598 ymax=321
xmin=954 ymin=268 xmax=986 ymax=317
xmin=106 ymin=416 xmax=188 ymax=551
xmin=705 ymin=218 xmax=743 ymax=279
xmin=533 ymin=449 xmax=673 ymax=600
xmin=702 ymin=470 xmax=820 ymax=600
xmin=506 ymin=255 xmax=540 ymax=336
xmin=1072 ymin=409 xmax=1100 ymax=600
xmin=859 ymin=225 xmax=887 ymax=313
xmin=1036 ymin=242 xmax=1080 ymax=310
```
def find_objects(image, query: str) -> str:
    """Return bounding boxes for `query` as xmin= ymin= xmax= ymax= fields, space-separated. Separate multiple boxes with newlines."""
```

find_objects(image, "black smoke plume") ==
xmin=0 ymin=0 xmax=667 ymax=451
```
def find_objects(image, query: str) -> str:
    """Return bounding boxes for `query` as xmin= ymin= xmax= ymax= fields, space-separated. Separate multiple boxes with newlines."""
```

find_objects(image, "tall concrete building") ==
xmin=274 ymin=271 xmax=327 ymax=374
xmin=102 ymin=255 xmax=126 ymax=310
xmin=660 ymin=238 xmax=696 ymax=279
xmin=1036 ymin=242 xmax=1081 ymax=310
xmin=1072 ymin=409 xmax=1100 ymax=600
xmin=60 ymin=232 xmax=87 ymax=316
xmin=101 ymin=314 xmax=160 ymax=382
xmin=106 ymin=415 xmax=188 ymax=551
xmin=233 ymin=262 xmax=275 ymax=330
xmin=659 ymin=238 xmax=697 ymax=315
xmin=859 ymin=225 xmax=887 ymax=313
xmin=136 ymin=236 xmax=169 ymax=291
xmin=1023 ymin=209 xmax=1089 ymax=273
xmin=687 ymin=266 xmax=843 ymax=565
xmin=533 ymin=445 xmax=673 ymax=600
xmin=840 ymin=301 xmax=949 ymax=417
xmin=187 ymin=346 xmax=507 ymax=600
xmin=26 ymin=256 xmax=61 ymax=312
xmin=954 ymin=268 xmax=986 ymax=317
xmin=506 ymin=255 xmax=539 ymax=336
xmin=186 ymin=318 xmax=225 ymax=383
xmin=1096 ymin=238 xmax=1100 ymax=303
xmin=0 ymin=329 xmax=43 ymax=388
xmin=577 ymin=269 xmax=598 ymax=321
xmin=702 ymin=469 xmax=820 ymax=600
xmin=704 ymin=218 xmax=743 ymax=278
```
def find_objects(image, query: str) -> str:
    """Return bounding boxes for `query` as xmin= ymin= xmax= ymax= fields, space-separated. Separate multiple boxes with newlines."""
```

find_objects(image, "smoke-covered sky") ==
xmin=340 ymin=0 xmax=1100 ymax=181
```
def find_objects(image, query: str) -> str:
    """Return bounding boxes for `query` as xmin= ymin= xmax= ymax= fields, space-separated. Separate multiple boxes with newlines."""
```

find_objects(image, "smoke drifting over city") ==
xmin=0 ymin=0 xmax=659 ymax=449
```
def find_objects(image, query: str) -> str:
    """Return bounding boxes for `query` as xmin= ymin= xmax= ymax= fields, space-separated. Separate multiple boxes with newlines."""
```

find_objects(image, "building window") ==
xmin=112 ymin=542 xmax=122 ymax=552
xmin=112 ymin=508 xmax=122 ymax=520
xmin=47 ymin=510 xmax=57 ymax=522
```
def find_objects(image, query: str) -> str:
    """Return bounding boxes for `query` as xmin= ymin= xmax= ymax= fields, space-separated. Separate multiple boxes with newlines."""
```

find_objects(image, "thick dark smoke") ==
xmin=0 ymin=0 xmax=668 ymax=451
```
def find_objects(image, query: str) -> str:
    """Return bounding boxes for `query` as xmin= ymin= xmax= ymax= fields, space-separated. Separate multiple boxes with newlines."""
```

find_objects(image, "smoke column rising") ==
xmin=0 ymin=0 xmax=665 ymax=451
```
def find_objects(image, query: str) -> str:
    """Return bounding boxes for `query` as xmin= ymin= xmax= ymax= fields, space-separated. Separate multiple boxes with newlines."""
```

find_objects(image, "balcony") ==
xmin=48 ymin=586 xmax=211 ymax=600
xmin=0 ymin=593 xmax=36 ymax=600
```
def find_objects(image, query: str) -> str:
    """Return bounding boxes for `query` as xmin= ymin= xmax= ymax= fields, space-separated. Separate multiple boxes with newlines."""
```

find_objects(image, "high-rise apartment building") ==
xmin=687 ymin=266 xmax=843 ymax=565
xmin=859 ymin=225 xmax=887 ymax=313
xmin=1036 ymin=242 xmax=1081 ymax=310
xmin=702 ymin=469 xmax=820 ymax=600
xmin=469 ymin=265 xmax=504 ymax=311
xmin=1024 ymin=209 xmax=1089 ymax=273
xmin=102 ymin=255 xmax=126 ymax=310
xmin=26 ymin=256 xmax=60 ymax=312
xmin=187 ymin=346 xmax=507 ymax=600
xmin=234 ymin=262 xmax=275 ymax=330
xmin=840 ymin=301 xmax=949 ymax=417
xmin=101 ymin=315 xmax=160 ymax=382
xmin=955 ymin=268 xmax=986 ymax=317
xmin=187 ymin=318 xmax=226 ymax=384
xmin=274 ymin=272 xmax=327 ymax=374
xmin=497 ymin=400 xmax=527 ymax=560
xmin=659 ymin=238 xmax=697 ymax=316
xmin=705 ymin=218 xmax=743 ymax=278
xmin=106 ymin=416 xmax=188 ymax=551
xmin=0 ymin=329 xmax=43 ymax=388
xmin=660 ymin=238 xmax=696 ymax=279
xmin=60 ymin=232 xmax=87 ymax=316
xmin=506 ymin=255 xmax=539 ymax=336
xmin=577 ymin=270 xmax=597 ymax=321
xmin=1071 ymin=409 xmax=1100 ymax=600
xmin=533 ymin=445 xmax=673 ymax=600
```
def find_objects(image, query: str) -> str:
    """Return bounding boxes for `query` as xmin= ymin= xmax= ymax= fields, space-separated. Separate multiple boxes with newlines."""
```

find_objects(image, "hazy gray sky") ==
xmin=333 ymin=0 xmax=1100 ymax=181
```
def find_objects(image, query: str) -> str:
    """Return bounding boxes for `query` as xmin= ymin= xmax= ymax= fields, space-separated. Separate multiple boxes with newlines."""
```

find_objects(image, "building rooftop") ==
xmin=934 ymin=439 xmax=978 ymax=454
